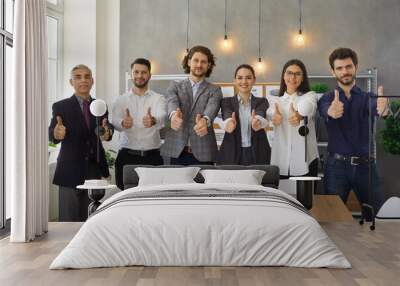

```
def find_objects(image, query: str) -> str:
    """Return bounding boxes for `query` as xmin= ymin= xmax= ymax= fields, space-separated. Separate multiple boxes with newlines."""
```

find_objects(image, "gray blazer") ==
xmin=161 ymin=78 xmax=223 ymax=162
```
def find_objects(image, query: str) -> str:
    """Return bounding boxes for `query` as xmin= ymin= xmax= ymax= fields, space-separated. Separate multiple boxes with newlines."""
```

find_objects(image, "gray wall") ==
xmin=120 ymin=0 xmax=399 ymax=95
xmin=119 ymin=0 xmax=400 ymax=201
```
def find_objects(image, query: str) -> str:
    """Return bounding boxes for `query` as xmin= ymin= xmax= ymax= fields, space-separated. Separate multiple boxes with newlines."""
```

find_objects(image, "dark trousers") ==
xmin=59 ymin=186 xmax=90 ymax=222
xmin=115 ymin=148 xmax=163 ymax=190
xmin=170 ymin=150 xmax=213 ymax=166
xmin=323 ymin=156 xmax=385 ymax=212
xmin=239 ymin=147 xmax=255 ymax=166
xmin=59 ymin=160 xmax=102 ymax=222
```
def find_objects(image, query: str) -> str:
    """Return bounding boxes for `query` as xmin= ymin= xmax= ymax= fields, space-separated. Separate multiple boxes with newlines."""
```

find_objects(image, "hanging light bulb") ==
xmin=221 ymin=0 xmax=232 ymax=51
xmin=256 ymin=58 xmax=266 ymax=72
xmin=223 ymin=35 xmax=229 ymax=49
xmin=255 ymin=0 xmax=265 ymax=73
xmin=294 ymin=0 xmax=306 ymax=47
xmin=185 ymin=0 xmax=190 ymax=54
xmin=295 ymin=29 xmax=305 ymax=46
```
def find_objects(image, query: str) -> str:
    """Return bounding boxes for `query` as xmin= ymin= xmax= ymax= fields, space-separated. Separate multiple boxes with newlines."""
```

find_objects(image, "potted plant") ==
xmin=310 ymin=83 xmax=329 ymax=100
xmin=377 ymin=99 xmax=400 ymax=218
xmin=380 ymin=100 xmax=400 ymax=155
xmin=105 ymin=149 xmax=117 ymax=169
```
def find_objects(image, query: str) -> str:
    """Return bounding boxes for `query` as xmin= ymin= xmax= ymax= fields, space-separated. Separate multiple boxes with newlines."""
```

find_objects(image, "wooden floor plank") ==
xmin=1 ymin=221 xmax=400 ymax=286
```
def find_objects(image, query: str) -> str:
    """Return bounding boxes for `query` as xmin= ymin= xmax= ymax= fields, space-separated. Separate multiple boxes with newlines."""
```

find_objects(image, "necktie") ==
xmin=83 ymin=100 xmax=91 ymax=129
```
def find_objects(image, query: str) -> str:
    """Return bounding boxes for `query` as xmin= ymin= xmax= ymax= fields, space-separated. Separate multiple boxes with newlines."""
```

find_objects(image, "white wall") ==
xmin=63 ymin=0 xmax=97 ymax=98
xmin=96 ymin=0 xmax=120 ymax=152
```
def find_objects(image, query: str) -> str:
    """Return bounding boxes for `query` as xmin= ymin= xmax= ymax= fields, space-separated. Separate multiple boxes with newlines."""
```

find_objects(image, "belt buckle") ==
xmin=140 ymin=150 xmax=145 ymax=157
xmin=350 ymin=156 xmax=359 ymax=166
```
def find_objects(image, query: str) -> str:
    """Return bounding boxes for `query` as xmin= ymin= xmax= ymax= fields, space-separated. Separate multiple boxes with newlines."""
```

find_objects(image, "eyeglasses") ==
xmin=285 ymin=71 xmax=303 ymax=78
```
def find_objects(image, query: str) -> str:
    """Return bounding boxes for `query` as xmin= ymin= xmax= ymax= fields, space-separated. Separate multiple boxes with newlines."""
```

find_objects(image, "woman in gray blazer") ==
xmin=217 ymin=64 xmax=271 ymax=165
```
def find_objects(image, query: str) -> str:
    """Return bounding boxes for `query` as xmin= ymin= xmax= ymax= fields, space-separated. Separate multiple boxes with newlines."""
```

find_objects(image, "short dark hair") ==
xmin=234 ymin=64 xmax=256 ymax=78
xmin=131 ymin=58 xmax=151 ymax=72
xmin=329 ymin=48 xmax=358 ymax=69
xmin=182 ymin=45 xmax=216 ymax=77
xmin=278 ymin=59 xmax=310 ymax=97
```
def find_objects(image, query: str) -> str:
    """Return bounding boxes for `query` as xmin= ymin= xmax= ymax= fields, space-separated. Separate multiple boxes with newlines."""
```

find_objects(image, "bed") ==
xmin=50 ymin=165 xmax=350 ymax=269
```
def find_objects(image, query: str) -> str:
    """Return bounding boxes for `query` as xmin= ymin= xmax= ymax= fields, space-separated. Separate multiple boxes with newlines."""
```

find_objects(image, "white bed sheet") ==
xmin=50 ymin=183 xmax=351 ymax=269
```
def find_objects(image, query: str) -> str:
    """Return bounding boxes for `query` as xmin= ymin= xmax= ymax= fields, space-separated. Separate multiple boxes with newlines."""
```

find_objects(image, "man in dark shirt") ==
xmin=318 ymin=47 xmax=388 ymax=212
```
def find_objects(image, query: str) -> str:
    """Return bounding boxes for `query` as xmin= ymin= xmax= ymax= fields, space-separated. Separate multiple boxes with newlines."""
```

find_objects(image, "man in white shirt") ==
xmin=112 ymin=58 xmax=166 ymax=190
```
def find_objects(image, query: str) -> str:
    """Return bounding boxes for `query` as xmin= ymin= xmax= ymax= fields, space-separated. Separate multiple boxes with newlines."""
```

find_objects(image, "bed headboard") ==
xmin=123 ymin=165 xmax=280 ymax=190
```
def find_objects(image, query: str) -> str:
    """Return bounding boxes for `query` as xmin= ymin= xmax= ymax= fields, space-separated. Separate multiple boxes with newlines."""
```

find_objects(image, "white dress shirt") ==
xmin=267 ymin=91 xmax=319 ymax=176
xmin=112 ymin=89 xmax=166 ymax=151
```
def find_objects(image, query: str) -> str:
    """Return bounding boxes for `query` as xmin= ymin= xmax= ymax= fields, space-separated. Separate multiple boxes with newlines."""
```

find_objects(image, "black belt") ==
xmin=330 ymin=153 xmax=373 ymax=165
xmin=123 ymin=148 xmax=159 ymax=157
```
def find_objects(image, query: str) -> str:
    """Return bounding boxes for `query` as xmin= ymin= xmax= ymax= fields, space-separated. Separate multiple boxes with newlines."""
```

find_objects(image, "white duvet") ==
xmin=50 ymin=183 xmax=351 ymax=269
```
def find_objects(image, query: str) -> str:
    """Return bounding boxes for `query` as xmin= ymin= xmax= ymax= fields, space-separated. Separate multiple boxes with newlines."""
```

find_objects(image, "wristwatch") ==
xmin=151 ymin=116 xmax=157 ymax=126
xmin=202 ymin=116 xmax=209 ymax=126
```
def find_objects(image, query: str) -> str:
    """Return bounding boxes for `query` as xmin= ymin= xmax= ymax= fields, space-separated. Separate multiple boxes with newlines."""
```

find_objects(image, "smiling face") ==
xmin=284 ymin=64 xmax=303 ymax=94
xmin=234 ymin=67 xmax=256 ymax=95
xmin=131 ymin=63 xmax=151 ymax=89
xmin=188 ymin=52 xmax=210 ymax=79
xmin=70 ymin=67 xmax=94 ymax=97
xmin=331 ymin=57 xmax=357 ymax=86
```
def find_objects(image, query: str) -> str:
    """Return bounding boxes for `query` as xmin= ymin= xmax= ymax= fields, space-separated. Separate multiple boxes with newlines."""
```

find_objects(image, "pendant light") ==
xmin=222 ymin=0 xmax=231 ymax=50
xmin=295 ymin=0 xmax=305 ymax=46
xmin=186 ymin=0 xmax=190 ymax=53
xmin=256 ymin=0 xmax=265 ymax=72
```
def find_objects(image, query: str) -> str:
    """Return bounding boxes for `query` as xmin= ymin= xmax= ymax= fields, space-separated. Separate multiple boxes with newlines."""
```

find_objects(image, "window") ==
xmin=1 ymin=0 xmax=14 ymax=230
xmin=47 ymin=1 xmax=63 ymax=124
xmin=5 ymin=0 xmax=14 ymax=33
xmin=47 ymin=0 xmax=63 ymax=222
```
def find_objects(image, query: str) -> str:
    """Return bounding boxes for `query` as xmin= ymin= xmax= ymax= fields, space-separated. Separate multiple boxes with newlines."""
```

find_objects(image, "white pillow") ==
xmin=200 ymin=169 xmax=266 ymax=185
xmin=135 ymin=167 xmax=201 ymax=186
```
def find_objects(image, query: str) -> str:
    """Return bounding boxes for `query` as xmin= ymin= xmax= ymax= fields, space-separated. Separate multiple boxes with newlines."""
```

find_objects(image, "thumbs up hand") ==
xmin=171 ymin=107 xmax=183 ymax=130
xmin=288 ymin=102 xmax=302 ymax=127
xmin=272 ymin=102 xmax=283 ymax=127
xmin=193 ymin=114 xmax=208 ymax=137
xmin=251 ymin=110 xmax=262 ymax=131
xmin=54 ymin=115 xmax=66 ymax=140
xmin=101 ymin=118 xmax=111 ymax=141
xmin=327 ymin=90 xmax=344 ymax=119
xmin=143 ymin=107 xmax=155 ymax=128
xmin=225 ymin=112 xmax=237 ymax=133
xmin=122 ymin=108 xmax=133 ymax=129
xmin=377 ymin=85 xmax=389 ymax=116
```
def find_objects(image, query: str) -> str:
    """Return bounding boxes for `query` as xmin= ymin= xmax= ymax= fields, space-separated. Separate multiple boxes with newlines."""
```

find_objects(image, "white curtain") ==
xmin=7 ymin=0 xmax=49 ymax=242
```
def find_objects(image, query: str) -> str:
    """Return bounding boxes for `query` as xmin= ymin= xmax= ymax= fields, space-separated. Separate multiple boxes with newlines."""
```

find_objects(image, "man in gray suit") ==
xmin=161 ymin=45 xmax=223 ymax=165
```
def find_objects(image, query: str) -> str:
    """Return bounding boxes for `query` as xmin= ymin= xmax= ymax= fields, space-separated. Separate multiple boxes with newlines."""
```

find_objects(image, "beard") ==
xmin=336 ymin=74 xmax=356 ymax=86
xmin=133 ymin=78 xmax=149 ymax=89
xmin=190 ymin=67 xmax=207 ymax=78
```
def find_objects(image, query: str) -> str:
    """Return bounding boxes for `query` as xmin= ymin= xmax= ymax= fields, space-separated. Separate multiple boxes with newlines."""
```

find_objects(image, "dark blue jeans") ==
xmin=323 ymin=156 xmax=384 ymax=212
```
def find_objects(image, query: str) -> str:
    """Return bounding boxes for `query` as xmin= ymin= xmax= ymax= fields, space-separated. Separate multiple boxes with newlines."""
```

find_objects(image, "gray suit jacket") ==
xmin=161 ymin=78 xmax=223 ymax=162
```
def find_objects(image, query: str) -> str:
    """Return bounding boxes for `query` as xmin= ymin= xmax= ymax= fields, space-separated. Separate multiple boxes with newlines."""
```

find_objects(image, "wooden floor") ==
xmin=0 ymin=220 xmax=399 ymax=286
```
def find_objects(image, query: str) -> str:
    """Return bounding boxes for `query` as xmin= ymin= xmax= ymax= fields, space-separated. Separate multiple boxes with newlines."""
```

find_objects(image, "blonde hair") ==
xmin=70 ymin=64 xmax=92 ymax=78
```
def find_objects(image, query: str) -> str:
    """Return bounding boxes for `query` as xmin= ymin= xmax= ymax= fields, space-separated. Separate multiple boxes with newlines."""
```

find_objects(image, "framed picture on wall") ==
xmin=251 ymin=85 xmax=264 ymax=98
xmin=265 ymin=84 xmax=280 ymax=106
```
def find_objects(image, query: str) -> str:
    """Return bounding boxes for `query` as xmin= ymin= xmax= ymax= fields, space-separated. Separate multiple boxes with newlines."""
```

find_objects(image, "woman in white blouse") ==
xmin=268 ymin=59 xmax=319 ymax=178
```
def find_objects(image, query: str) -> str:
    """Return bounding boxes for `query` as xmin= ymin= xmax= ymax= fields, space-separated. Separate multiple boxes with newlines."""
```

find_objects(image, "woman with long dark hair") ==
xmin=268 ymin=59 xmax=318 ymax=177
xmin=218 ymin=64 xmax=271 ymax=165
